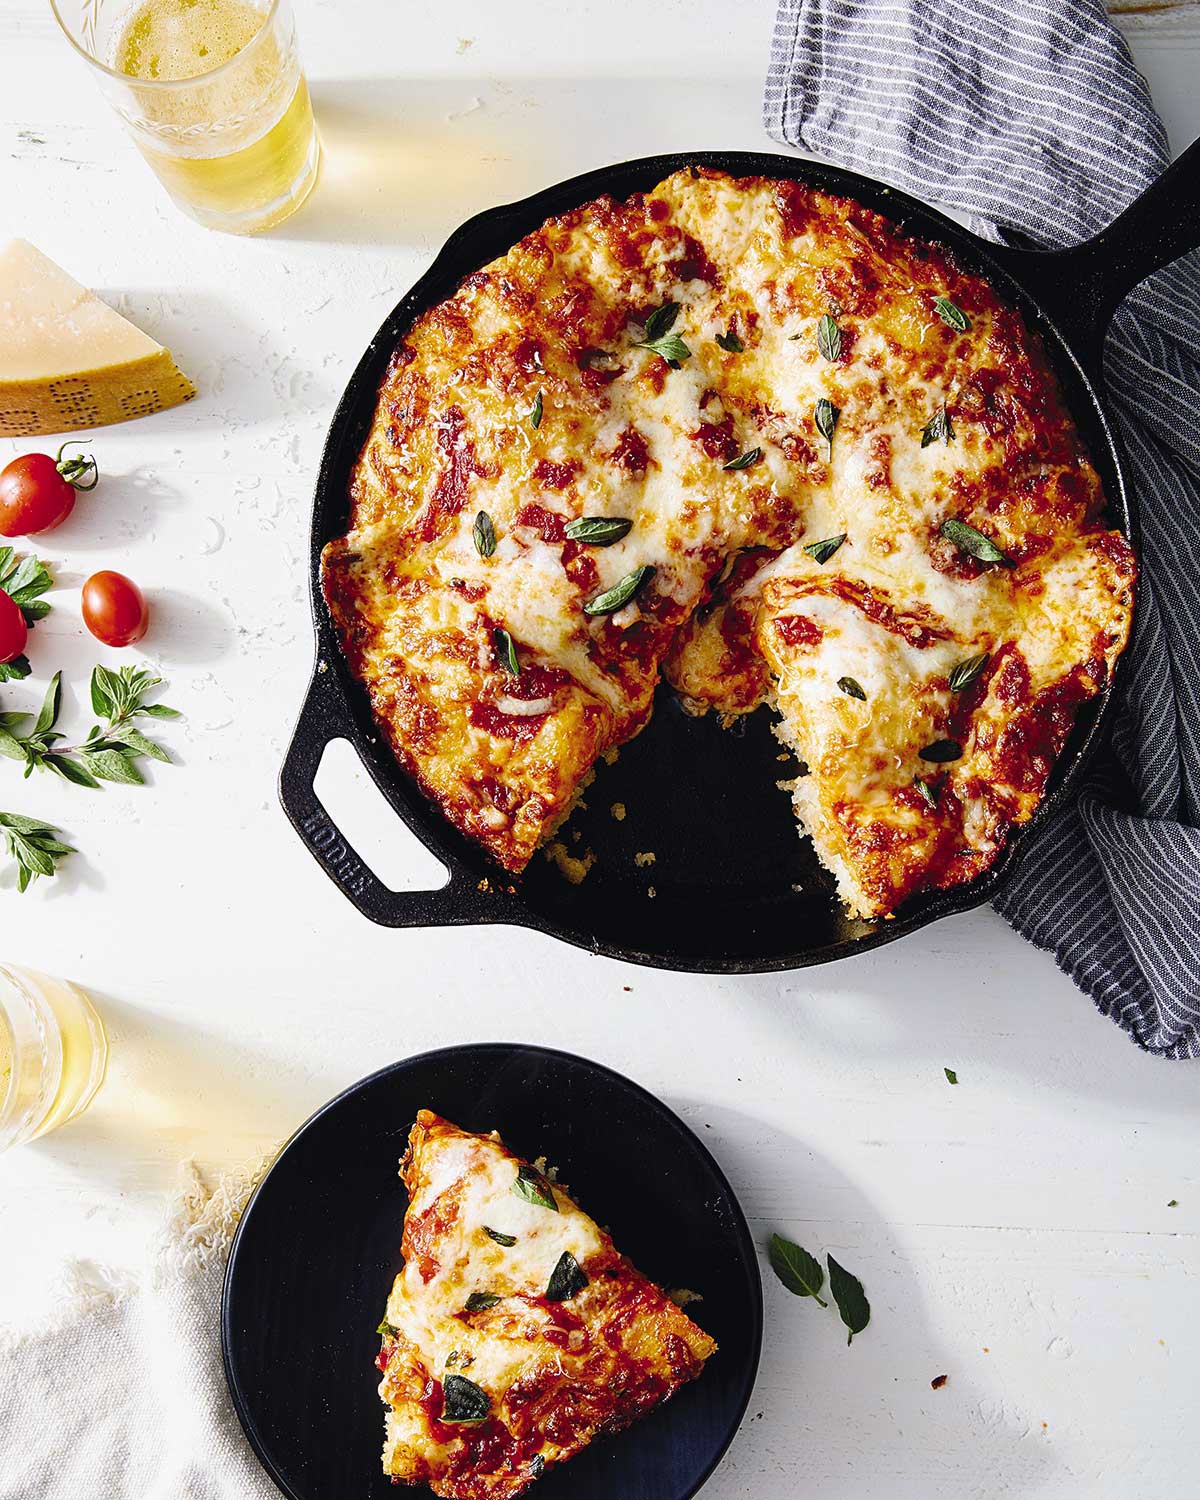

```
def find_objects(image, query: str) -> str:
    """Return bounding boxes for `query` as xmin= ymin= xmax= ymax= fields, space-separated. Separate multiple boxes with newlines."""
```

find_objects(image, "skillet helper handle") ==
xmin=1016 ymin=135 xmax=1200 ymax=364
xmin=279 ymin=666 xmax=472 ymax=928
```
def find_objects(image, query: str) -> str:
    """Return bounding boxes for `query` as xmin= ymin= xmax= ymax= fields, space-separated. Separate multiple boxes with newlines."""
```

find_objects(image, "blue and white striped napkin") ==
xmin=765 ymin=0 xmax=1200 ymax=1057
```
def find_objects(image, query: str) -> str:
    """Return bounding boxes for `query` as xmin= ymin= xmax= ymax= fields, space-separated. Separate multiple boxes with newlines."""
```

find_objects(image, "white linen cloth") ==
xmin=0 ymin=1160 xmax=277 ymax=1500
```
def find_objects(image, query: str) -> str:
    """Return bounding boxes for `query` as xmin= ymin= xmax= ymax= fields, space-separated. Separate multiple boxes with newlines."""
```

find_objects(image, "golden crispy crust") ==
xmin=325 ymin=167 xmax=1133 ymax=913
xmin=376 ymin=1112 xmax=716 ymax=1499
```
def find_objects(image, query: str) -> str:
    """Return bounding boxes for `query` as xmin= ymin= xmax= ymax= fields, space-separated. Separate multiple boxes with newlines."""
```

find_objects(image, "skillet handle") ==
xmin=279 ymin=664 xmax=479 ymax=929
xmin=997 ymin=135 xmax=1200 ymax=366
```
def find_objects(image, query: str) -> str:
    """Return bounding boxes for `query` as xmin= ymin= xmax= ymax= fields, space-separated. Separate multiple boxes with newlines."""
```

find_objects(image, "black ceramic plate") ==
xmin=222 ymin=1044 xmax=763 ymax=1500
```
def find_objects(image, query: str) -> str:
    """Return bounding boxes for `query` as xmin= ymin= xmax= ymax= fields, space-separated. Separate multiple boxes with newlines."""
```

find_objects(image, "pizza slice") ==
xmin=376 ymin=1111 xmax=716 ymax=1498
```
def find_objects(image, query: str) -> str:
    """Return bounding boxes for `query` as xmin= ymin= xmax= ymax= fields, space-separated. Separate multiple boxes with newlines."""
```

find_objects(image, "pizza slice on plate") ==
xmin=375 ymin=1110 xmax=716 ymax=1498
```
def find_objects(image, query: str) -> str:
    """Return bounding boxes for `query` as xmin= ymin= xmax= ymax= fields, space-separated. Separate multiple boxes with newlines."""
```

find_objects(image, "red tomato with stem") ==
xmin=82 ymin=571 xmax=149 ymax=648
xmin=0 ymin=443 xmax=98 ymax=537
xmin=0 ymin=590 xmax=28 ymax=664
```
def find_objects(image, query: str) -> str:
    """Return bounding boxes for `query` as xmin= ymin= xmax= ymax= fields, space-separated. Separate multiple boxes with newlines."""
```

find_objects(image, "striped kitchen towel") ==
xmin=765 ymin=0 xmax=1200 ymax=1057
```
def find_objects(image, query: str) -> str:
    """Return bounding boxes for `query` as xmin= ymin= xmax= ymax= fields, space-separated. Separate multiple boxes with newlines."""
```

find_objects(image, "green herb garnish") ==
xmin=919 ymin=739 xmax=963 ymax=763
xmin=512 ymin=1163 xmax=558 ymax=1211
xmin=940 ymin=517 xmax=1011 ymax=567
xmin=815 ymin=398 xmax=840 ymax=460
xmin=817 ymin=313 xmax=842 ymax=362
xmin=716 ymin=329 xmax=744 ymax=353
xmin=376 ymin=1318 xmax=398 ymax=1337
xmin=837 ymin=676 xmax=866 ymax=701
xmin=944 ymin=1067 xmax=958 ymax=1086
xmin=545 ymin=1250 xmax=589 ymax=1303
xmin=913 ymin=775 xmax=939 ymax=810
xmin=920 ymin=404 xmax=954 ymax=448
xmin=635 ymin=303 xmax=692 ymax=367
xmin=0 ymin=666 xmax=179 ymax=791
xmin=934 ymin=295 xmax=971 ymax=332
xmin=0 ymin=546 xmax=54 ymax=626
xmin=827 ymin=1254 xmax=871 ymax=1345
xmin=564 ymin=516 xmax=632 ymax=546
xmin=442 ymin=1374 xmax=490 ymax=1423
xmin=473 ymin=510 xmax=497 ymax=558
xmin=803 ymin=534 xmax=846 ymax=566
xmin=0 ymin=811 xmax=73 ymax=893
xmin=768 ymin=1234 xmax=829 ymax=1307
xmin=484 ymin=1226 xmax=518 ymax=1247
xmin=723 ymin=447 xmax=761 ymax=472
xmin=465 ymin=1292 xmax=502 ymax=1313
xmin=948 ymin=653 xmax=989 ymax=692
xmin=493 ymin=628 xmax=520 ymax=677
xmin=529 ymin=390 xmax=543 ymax=428
xmin=583 ymin=564 xmax=655 ymax=617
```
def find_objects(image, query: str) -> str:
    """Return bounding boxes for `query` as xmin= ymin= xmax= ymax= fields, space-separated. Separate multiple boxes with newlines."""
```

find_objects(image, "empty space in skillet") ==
xmin=304 ymin=150 xmax=1130 ymax=967
xmin=222 ymin=1046 xmax=762 ymax=1500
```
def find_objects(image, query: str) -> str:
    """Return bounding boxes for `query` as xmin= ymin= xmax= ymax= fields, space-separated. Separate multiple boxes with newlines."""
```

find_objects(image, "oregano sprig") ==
xmin=0 ymin=665 xmax=180 ymax=790
xmin=0 ymin=811 xmax=74 ymax=893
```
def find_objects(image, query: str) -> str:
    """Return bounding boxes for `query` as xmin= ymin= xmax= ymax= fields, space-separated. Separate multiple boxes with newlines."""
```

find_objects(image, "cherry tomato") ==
xmin=82 ymin=571 xmax=149 ymax=648
xmin=0 ymin=590 xmax=28 ymax=664
xmin=0 ymin=443 xmax=98 ymax=537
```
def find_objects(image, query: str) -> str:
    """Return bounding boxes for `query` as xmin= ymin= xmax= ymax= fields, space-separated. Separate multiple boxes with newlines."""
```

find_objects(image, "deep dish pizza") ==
xmin=322 ymin=167 xmax=1134 ymax=919
xmin=375 ymin=1111 xmax=715 ymax=1497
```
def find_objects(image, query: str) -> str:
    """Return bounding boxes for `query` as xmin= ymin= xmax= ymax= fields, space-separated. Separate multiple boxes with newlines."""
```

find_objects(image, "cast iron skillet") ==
xmin=280 ymin=145 xmax=1200 ymax=972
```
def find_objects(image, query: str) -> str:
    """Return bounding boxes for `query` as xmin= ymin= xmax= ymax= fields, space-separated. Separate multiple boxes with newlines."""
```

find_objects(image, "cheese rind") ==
xmin=0 ymin=240 xmax=195 ymax=436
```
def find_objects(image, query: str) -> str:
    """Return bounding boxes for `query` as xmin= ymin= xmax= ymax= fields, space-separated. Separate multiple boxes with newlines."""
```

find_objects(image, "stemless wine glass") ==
xmin=49 ymin=0 xmax=321 ymax=234
xmin=0 ymin=965 xmax=107 ymax=1150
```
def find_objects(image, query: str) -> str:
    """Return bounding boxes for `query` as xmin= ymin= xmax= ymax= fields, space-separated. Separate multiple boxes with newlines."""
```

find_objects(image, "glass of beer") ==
xmin=50 ymin=0 xmax=320 ymax=234
xmin=0 ymin=965 xmax=108 ymax=1150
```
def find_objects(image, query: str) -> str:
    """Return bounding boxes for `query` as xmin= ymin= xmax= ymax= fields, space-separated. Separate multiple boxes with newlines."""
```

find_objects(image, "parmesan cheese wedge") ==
xmin=0 ymin=239 xmax=195 ymax=437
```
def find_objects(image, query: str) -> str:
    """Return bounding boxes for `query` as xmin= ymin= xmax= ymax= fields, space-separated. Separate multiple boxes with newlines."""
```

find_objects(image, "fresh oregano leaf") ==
xmin=641 ymin=302 xmax=679 ymax=341
xmin=723 ymin=447 xmax=761 ymax=472
xmin=837 ymin=676 xmax=867 ymax=701
xmin=815 ymin=398 xmax=840 ymax=459
xmin=512 ymin=1163 xmax=558 ymax=1211
xmin=564 ymin=516 xmax=632 ymax=546
xmin=817 ymin=313 xmax=842 ymax=362
xmin=913 ymin=775 xmax=939 ymax=810
xmin=376 ymin=1318 xmax=398 ymax=1336
xmin=768 ymin=1233 xmax=829 ymax=1307
xmin=473 ymin=510 xmax=497 ymax=558
xmin=493 ymin=628 xmax=520 ymax=677
xmin=940 ymin=517 xmax=1011 ymax=567
xmin=465 ymin=1292 xmax=502 ymax=1312
xmin=83 ymin=748 xmax=146 ymax=785
xmin=0 ymin=655 xmax=31 ymax=684
xmin=33 ymin=672 xmax=62 ymax=737
xmin=583 ymin=565 xmax=655 ymax=617
xmin=803 ymin=534 xmax=846 ymax=566
xmin=934 ymin=295 xmax=971 ymax=332
xmin=636 ymin=332 xmax=692 ymax=368
xmin=948 ymin=653 xmax=989 ymax=692
xmin=920 ymin=404 xmax=954 ymax=448
xmin=827 ymin=1254 xmax=871 ymax=1344
xmin=529 ymin=390 xmax=543 ymax=429
xmin=442 ymin=1374 xmax=491 ymax=1423
xmin=545 ymin=1250 xmax=589 ymax=1303
xmin=484 ymin=1226 xmax=518 ymax=1247
xmin=716 ymin=329 xmax=744 ymax=353
xmin=944 ymin=1067 xmax=958 ymax=1085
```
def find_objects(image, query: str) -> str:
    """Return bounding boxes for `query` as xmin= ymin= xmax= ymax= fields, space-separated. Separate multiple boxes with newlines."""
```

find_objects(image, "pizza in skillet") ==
xmin=375 ymin=1111 xmax=716 ymax=1497
xmin=322 ymin=167 xmax=1134 ymax=919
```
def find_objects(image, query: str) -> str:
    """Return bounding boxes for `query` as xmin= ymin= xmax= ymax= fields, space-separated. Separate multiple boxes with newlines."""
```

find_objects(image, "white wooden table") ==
xmin=2 ymin=3 xmax=1198 ymax=1496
